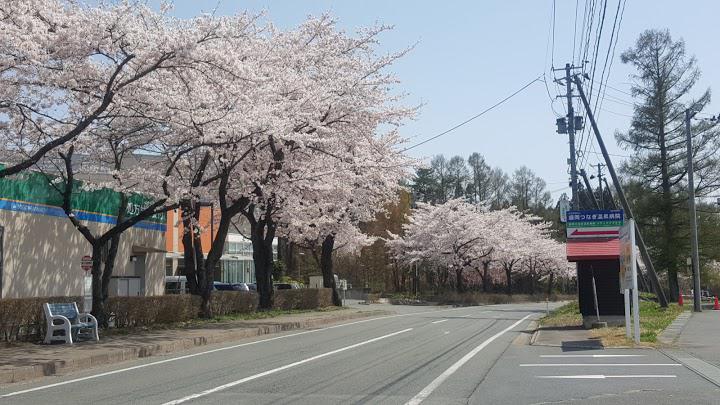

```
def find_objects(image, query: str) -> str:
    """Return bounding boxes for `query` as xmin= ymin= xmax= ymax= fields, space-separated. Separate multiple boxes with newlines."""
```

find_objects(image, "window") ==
xmin=165 ymin=258 xmax=174 ymax=276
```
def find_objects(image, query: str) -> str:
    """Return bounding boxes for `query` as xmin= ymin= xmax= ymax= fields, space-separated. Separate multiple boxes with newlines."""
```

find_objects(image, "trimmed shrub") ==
xmin=211 ymin=291 xmax=257 ymax=316
xmin=273 ymin=288 xmax=333 ymax=310
xmin=0 ymin=296 xmax=81 ymax=342
xmin=106 ymin=295 xmax=199 ymax=328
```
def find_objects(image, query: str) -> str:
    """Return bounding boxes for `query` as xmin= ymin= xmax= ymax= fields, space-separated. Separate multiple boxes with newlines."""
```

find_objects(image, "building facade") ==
xmin=0 ymin=169 xmax=166 ymax=298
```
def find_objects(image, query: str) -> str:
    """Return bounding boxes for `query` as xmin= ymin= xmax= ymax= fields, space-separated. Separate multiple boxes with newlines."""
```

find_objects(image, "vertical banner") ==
xmin=619 ymin=219 xmax=640 ymax=344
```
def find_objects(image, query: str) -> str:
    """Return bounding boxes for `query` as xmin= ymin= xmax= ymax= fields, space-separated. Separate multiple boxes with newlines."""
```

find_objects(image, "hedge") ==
xmin=273 ymin=288 xmax=334 ymax=310
xmin=1 ymin=289 xmax=336 ymax=342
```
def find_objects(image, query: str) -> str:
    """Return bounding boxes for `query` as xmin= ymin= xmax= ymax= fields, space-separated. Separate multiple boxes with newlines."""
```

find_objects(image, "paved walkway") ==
xmin=660 ymin=308 xmax=720 ymax=388
xmin=676 ymin=309 xmax=720 ymax=367
xmin=0 ymin=307 xmax=389 ymax=384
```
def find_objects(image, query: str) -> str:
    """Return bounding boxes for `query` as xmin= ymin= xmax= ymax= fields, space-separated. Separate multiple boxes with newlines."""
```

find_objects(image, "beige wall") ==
xmin=0 ymin=210 xmax=165 ymax=298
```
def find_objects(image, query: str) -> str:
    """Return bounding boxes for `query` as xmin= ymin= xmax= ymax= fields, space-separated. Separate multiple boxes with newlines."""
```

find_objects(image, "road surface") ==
xmin=2 ymin=302 xmax=718 ymax=404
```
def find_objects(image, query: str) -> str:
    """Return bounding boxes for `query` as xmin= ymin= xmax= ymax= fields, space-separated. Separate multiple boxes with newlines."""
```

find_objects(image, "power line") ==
xmin=402 ymin=75 xmax=543 ymax=152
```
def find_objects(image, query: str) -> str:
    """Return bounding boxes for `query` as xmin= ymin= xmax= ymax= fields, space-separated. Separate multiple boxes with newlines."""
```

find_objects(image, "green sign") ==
xmin=0 ymin=166 xmax=166 ymax=232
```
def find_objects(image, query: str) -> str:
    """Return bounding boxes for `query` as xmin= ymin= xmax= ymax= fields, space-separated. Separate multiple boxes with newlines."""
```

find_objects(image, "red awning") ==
xmin=566 ymin=238 xmax=620 ymax=262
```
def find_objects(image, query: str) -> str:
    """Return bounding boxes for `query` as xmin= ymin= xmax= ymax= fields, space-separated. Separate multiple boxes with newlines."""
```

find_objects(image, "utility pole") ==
xmin=685 ymin=109 xmax=702 ymax=312
xmin=573 ymin=75 xmax=668 ymax=308
xmin=554 ymin=64 xmax=585 ymax=209
xmin=565 ymin=64 xmax=579 ymax=209
xmin=579 ymin=169 xmax=599 ymax=209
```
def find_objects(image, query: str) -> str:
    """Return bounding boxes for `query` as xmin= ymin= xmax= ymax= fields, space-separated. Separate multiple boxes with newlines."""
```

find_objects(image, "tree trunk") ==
xmin=481 ymin=261 xmax=490 ymax=292
xmin=180 ymin=199 xmax=200 ymax=295
xmin=505 ymin=264 xmax=513 ymax=295
xmin=455 ymin=268 xmax=464 ymax=293
xmin=90 ymin=242 xmax=105 ymax=323
xmin=250 ymin=219 xmax=275 ymax=310
xmin=546 ymin=272 xmax=554 ymax=296
xmin=320 ymin=234 xmax=342 ymax=306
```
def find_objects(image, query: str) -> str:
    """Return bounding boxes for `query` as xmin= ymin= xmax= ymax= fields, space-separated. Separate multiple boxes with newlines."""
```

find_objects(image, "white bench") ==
xmin=43 ymin=302 xmax=99 ymax=344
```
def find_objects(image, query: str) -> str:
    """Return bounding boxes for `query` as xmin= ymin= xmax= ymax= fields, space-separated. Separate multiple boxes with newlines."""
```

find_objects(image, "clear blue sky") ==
xmin=160 ymin=1 xmax=719 ymax=201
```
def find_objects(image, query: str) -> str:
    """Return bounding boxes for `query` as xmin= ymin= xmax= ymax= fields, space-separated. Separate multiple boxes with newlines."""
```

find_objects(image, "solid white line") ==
xmin=540 ymin=354 xmax=646 ymax=358
xmin=161 ymin=328 xmax=413 ymax=405
xmin=520 ymin=363 xmax=681 ymax=367
xmin=431 ymin=319 xmax=448 ymax=324
xmin=0 ymin=306 xmax=470 ymax=398
xmin=404 ymin=315 xmax=531 ymax=405
xmin=537 ymin=374 xmax=676 ymax=379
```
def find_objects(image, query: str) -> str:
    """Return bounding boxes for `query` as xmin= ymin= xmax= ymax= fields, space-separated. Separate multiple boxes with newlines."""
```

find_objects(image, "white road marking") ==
xmin=0 ymin=306 xmax=472 ymax=398
xmin=161 ymin=328 xmax=413 ymax=405
xmin=520 ymin=363 xmax=681 ymax=367
xmin=431 ymin=319 xmax=448 ymax=324
xmin=540 ymin=354 xmax=646 ymax=358
xmin=459 ymin=314 xmax=472 ymax=318
xmin=404 ymin=315 xmax=531 ymax=405
xmin=537 ymin=374 xmax=676 ymax=379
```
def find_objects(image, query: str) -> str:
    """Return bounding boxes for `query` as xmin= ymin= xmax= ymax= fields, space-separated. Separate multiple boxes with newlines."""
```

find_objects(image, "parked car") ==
xmin=213 ymin=281 xmax=234 ymax=291
xmin=230 ymin=283 xmax=250 ymax=292
xmin=247 ymin=283 xmax=257 ymax=291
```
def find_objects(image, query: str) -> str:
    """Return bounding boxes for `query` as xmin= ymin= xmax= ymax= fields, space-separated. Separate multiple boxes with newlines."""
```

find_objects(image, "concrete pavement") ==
xmin=0 ymin=306 xmax=389 ymax=384
xmin=2 ymin=301 xmax=718 ymax=404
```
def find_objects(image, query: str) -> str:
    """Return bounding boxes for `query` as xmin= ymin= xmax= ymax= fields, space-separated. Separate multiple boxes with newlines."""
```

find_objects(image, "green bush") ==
xmin=273 ymin=288 xmax=333 ymax=310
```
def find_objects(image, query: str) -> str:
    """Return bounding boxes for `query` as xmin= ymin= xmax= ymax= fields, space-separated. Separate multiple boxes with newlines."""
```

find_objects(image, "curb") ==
xmin=657 ymin=310 xmax=692 ymax=346
xmin=661 ymin=348 xmax=720 ymax=388
xmin=0 ymin=309 xmax=390 ymax=385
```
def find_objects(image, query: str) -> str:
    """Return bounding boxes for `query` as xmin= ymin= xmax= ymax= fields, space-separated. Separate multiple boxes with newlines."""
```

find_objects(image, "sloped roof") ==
xmin=566 ymin=238 xmax=620 ymax=262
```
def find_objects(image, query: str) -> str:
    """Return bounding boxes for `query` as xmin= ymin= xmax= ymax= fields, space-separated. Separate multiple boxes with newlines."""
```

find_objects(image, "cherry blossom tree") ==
xmin=0 ymin=1 xmax=203 ymax=178
xmin=230 ymin=16 xmax=416 ymax=309
xmin=388 ymin=199 xmax=503 ymax=293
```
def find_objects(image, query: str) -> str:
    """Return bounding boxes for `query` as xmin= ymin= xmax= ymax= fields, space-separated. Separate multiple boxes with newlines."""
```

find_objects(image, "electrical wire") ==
xmin=402 ymin=75 xmax=543 ymax=152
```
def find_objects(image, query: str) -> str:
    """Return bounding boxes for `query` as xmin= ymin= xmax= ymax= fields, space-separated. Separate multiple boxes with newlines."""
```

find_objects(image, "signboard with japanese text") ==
xmin=566 ymin=209 xmax=624 ymax=239
xmin=618 ymin=220 xmax=635 ymax=291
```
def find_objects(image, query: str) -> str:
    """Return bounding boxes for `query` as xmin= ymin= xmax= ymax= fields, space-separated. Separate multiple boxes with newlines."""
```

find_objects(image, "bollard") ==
xmin=713 ymin=296 xmax=719 ymax=311
xmin=678 ymin=293 xmax=684 ymax=307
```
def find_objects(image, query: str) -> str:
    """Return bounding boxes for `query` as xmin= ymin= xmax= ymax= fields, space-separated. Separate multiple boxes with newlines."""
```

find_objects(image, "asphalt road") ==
xmin=1 ymin=302 xmax=718 ymax=404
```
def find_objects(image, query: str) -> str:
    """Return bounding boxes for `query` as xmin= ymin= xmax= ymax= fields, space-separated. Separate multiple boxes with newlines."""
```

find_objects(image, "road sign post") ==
xmin=619 ymin=219 xmax=640 ymax=344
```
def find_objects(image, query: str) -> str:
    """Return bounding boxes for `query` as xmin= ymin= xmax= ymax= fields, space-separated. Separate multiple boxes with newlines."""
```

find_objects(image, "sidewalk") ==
xmin=0 ymin=307 xmax=390 ymax=385
xmin=661 ymin=308 xmax=720 ymax=387
xmin=675 ymin=309 xmax=720 ymax=367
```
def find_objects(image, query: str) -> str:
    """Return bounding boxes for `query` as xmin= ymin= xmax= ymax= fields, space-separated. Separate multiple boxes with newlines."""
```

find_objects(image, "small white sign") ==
xmin=83 ymin=275 xmax=93 ymax=313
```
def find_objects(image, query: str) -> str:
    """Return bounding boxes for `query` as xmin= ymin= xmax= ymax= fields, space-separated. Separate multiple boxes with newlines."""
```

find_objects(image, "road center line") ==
xmin=540 ymin=354 xmax=646 ymax=358
xmin=431 ymin=319 xmax=448 ymax=324
xmin=404 ymin=315 xmax=531 ymax=405
xmin=0 ymin=306 xmax=470 ymax=398
xmin=520 ymin=363 xmax=681 ymax=367
xmin=161 ymin=328 xmax=413 ymax=405
xmin=537 ymin=374 xmax=676 ymax=379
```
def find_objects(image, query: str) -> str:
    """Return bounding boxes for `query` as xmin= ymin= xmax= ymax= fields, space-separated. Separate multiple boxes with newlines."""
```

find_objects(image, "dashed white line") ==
xmin=431 ymin=319 xmax=448 ymax=324
xmin=404 ymin=315 xmax=531 ymax=405
xmin=162 ymin=328 xmax=413 ymax=405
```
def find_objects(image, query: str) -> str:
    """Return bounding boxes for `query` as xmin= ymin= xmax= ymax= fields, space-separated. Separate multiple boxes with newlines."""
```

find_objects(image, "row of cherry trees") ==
xmin=1 ymin=1 xmax=413 ymax=320
xmin=387 ymin=199 xmax=574 ymax=295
